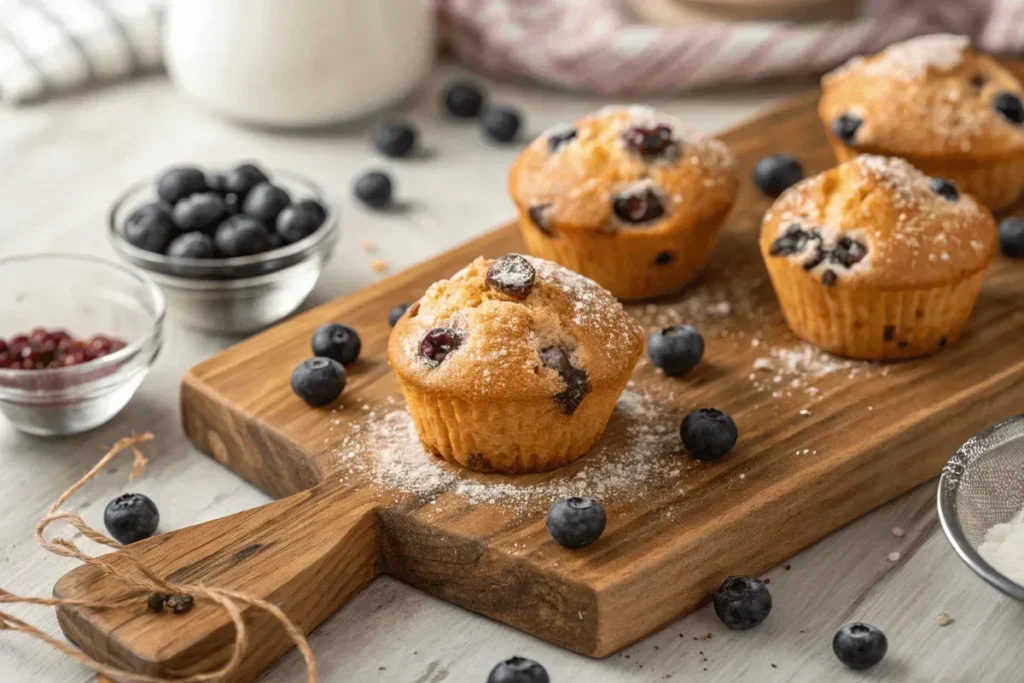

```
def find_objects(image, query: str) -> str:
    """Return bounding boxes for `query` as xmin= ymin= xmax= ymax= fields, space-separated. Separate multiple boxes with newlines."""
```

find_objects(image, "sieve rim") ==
xmin=937 ymin=414 xmax=1024 ymax=602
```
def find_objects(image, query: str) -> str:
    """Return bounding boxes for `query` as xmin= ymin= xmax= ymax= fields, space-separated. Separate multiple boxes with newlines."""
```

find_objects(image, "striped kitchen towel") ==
xmin=3 ymin=0 xmax=1024 ymax=104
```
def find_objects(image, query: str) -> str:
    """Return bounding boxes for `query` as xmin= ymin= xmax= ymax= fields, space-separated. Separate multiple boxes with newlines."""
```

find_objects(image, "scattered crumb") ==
xmin=937 ymin=612 xmax=953 ymax=627
xmin=888 ymin=551 xmax=901 ymax=562
xmin=360 ymin=241 xmax=376 ymax=253
xmin=891 ymin=526 xmax=905 ymax=537
xmin=370 ymin=259 xmax=389 ymax=273
xmin=738 ymin=473 xmax=746 ymax=480
xmin=784 ymin=564 xmax=792 ymax=570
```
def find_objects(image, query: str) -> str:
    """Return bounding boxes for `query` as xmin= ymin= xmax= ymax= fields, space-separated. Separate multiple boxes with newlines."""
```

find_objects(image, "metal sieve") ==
xmin=938 ymin=415 xmax=1024 ymax=600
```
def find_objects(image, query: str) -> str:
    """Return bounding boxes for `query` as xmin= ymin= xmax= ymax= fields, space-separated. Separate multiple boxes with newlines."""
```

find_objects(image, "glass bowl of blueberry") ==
xmin=108 ymin=162 xmax=338 ymax=333
xmin=0 ymin=254 xmax=164 ymax=436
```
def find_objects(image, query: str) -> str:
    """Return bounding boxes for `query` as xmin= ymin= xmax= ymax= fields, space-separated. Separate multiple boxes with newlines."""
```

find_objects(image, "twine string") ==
xmin=0 ymin=433 xmax=318 ymax=683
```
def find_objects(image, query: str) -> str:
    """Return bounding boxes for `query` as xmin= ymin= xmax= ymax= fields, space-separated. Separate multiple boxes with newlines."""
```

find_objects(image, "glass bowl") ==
xmin=0 ymin=254 xmax=164 ymax=436
xmin=108 ymin=169 xmax=339 ymax=334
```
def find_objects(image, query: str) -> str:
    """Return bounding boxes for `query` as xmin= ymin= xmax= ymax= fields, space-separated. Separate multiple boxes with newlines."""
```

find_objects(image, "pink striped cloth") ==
xmin=435 ymin=0 xmax=1024 ymax=95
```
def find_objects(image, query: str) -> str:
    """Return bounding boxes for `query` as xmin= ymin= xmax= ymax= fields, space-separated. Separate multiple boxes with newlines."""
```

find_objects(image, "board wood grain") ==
xmin=53 ymin=90 xmax=1024 ymax=682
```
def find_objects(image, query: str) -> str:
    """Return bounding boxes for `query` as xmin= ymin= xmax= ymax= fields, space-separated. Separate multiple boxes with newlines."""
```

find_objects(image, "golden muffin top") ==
xmin=759 ymin=155 xmax=997 ymax=290
xmin=820 ymin=34 xmax=1024 ymax=160
xmin=387 ymin=254 xmax=643 ymax=410
xmin=508 ymin=106 xmax=737 ymax=235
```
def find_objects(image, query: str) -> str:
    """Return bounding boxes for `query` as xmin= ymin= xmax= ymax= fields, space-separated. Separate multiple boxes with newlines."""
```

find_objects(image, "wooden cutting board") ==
xmin=53 ymin=91 xmax=1024 ymax=682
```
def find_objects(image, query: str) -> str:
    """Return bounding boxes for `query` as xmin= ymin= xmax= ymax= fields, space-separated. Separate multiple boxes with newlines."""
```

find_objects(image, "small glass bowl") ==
xmin=108 ymin=169 xmax=339 ymax=334
xmin=0 ymin=254 xmax=164 ymax=436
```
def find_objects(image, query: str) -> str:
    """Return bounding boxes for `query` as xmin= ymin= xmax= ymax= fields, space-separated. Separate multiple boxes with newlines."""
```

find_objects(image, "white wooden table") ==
xmin=0 ymin=62 xmax=1019 ymax=683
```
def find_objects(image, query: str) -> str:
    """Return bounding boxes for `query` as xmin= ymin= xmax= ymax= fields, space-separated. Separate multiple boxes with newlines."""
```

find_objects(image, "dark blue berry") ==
xmin=372 ymin=122 xmax=418 ymax=158
xmin=156 ymin=166 xmax=207 ymax=205
xmin=214 ymin=215 xmax=274 ymax=257
xmin=713 ymin=576 xmax=772 ymax=630
xmin=290 ymin=357 xmax=346 ymax=407
xmin=999 ymin=217 xmax=1024 ymax=258
xmin=443 ymin=81 xmax=485 ymax=118
xmin=312 ymin=323 xmax=361 ymax=365
xmin=547 ymin=126 xmax=577 ymax=153
xmin=167 ymin=232 xmax=216 ymax=259
xmin=753 ymin=154 xmax=804 ymax=197
xmin=622 ymin=125 xmax=676 ymax=157
xmin=613 ymin=186 xmax=665 ymax=224
xmin=172 ymin=192 xmax=228 ymax=233
xmin=487 ymin=657 xmax=550 ymax=683
xmin=483 ymin=106 xmax=522 ymax=143
xmin=124 ymin=203 xmax=177 ymax=253
xmin=207 ymin=172 xmax=228 ymax=193
xmin=354 ymin=171 xmax=393 ymax=209
xmin=276 ymin=199 xmax=327 ymax=244
xmin=242 ymin=182 xmax=291 ymax=225
xmin=833 ymin=623 xmax=887 ymax=670
xmin=104 ymin=493 xmax=159 ymax=545
xmin=993 ymin=91 xmax=1024 ymax=124
xmin=647 ymin=326 xmax=704 ymax=376
xmin=681 ymin=408 xmax=737 ymax=462
xmin=832 ymin=113 xmax=862 ymax=145
xmin=388 ymin=303 xmax=411 ymax=327
xmin=546 ymin=497 xmax=606 ymax=548
xmin=540 ymin=346 xmax=591 ymax=415
xmin=222 ymin=163 xmax=269 ymax=198
xmin=486 ymin=254 xmax=535 ymax=299
xmin=420 ymin=327 xmax=461 ymax=365
xmin=929 ymin=178 xmax=959 ymax=202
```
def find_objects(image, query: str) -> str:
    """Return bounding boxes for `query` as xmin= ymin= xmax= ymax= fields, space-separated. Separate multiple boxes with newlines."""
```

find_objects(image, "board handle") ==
xmin=53 ymin=483 xmax=379 ymax=683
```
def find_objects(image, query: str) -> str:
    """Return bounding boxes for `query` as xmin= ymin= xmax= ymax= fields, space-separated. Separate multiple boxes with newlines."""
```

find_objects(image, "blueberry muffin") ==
xmin=387 ymin=254 xmax=643 ymax=473
xmin=508 ymin=106 xmax=738 ymax=300
xmin=820 ymin=34 xmax=1024 ymax=211
xmin=759 ymin=155 xmax=997 ymax=360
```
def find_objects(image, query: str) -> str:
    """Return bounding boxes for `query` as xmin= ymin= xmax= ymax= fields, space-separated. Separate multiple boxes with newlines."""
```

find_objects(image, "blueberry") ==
xmin=999 ymin=217 xmax=1024 ymax=258
xmin=290 ymin=357 xmax=346 ymax=407
xmin=483 ymin=105 xmax=522 ymax=143
xmin=167 ymin=232 xmax=217 ymax=259
xmin=242 ymin=181 xmax=291 ymax=224
xmin=207 ymin=172 xmax=228 ymax=193
xmin=753 ymin=154 xmax=804 ymax=197
xmin=540 ymin=346 xmax=591 ymax=415
xmin=713 ymin=576 xmax=772 ymax=630
xmin=354 ymin=171 xmax=393 ymax=209
xmin=930 ymin=177 xmax=959 ymax=202
xmin=276 ymin=199 xmax=327 ymax=244
xmin=622 ymin=125 xmax=676 ymax=158
xmin=172 ymin=192 xmax=228 ymax=233
xmin=123 ymin=203 xmax=177 ymax=253
xmin=214 ymin=215 xmax=274 ymax=257
xmin=547 ymin=126 xmax=577 ymax=153
xmin=833 ymin=623 xmax=888 ymax=670
xmin=156 ymin=166 xmax=207 ymax=205
xmin=993 ymin=91 xmax=1024 ymax=124
xmin=647 ymin=326 xmax=704 ymax=376
xmin=681 ymin=408 xmax=738 ymax=462
xmin=487 ymin=657 xmax=550 ymax=683
xmin=104 ymin=493 xmax=159 ymax=545
xmin=613 ymin=186 xmax=665 ymax=224
xmin=832 ymin=113 xmax=862 ymax=145
xmin=485 ymin=254 xmax=536 ymax=299
xmin=444 ymin=81 xmax=486 ymax=118
xmin=311 ymin=323 xmax=361 ymax=365
xmin=420 ymin=327 xmax=461 ymax=365
xmin=222 ymin=163 xmax=269 ymax=198
xmin=388 ymin=303 xmax=411 ymax=327
xmin=373 ymin=122 xmax=418 ymax=158
xmin=546 ymin=497 xmax=606 ymax=548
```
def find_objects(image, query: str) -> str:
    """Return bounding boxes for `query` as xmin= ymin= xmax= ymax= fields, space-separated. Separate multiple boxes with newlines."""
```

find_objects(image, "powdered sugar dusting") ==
xmin=331 ymin=390 xmax=689 ymax=509
xmin=827 ymin=34 xmax=969 ymax=83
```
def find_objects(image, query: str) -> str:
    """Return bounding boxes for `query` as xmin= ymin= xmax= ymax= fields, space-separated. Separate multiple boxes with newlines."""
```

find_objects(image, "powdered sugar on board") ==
xmin=330 ymin=390 xmax=690 ymax=510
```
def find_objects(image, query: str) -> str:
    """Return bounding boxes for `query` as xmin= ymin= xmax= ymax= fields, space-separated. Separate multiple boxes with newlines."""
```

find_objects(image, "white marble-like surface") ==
xmin=0 ymin=62 xmax=1020 ymax=682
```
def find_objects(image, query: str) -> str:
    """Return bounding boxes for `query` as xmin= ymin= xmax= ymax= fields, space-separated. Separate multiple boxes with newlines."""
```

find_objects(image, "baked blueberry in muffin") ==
xmin=388 ymin=254 xmax=643 ymax=473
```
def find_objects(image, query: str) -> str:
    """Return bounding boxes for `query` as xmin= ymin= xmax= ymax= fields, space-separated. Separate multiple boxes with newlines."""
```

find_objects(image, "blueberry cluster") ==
xmin=354 ymin=81 xmax=525 ymax=211
xmin=770 ymin=224 xmax=867 ymax=286
xmin=290 ymin=323 xmax=362 ymax=407
xmin=123 ymin=162 xmax=327 ymax=261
